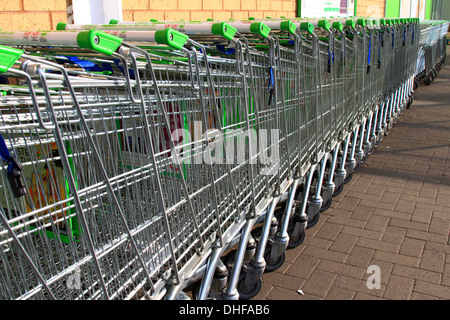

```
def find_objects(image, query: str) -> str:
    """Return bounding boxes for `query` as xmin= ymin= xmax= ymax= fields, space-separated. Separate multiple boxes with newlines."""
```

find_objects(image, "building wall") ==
xmin=0 ymin=0 xmax=298 ymax=31
xmin=122 ymin=0 xmax=297 ymax=22
xmin=356 ymin=0 xmax=386 ymax=17
xmin=0 ymin=0 xmax=70 ymax=31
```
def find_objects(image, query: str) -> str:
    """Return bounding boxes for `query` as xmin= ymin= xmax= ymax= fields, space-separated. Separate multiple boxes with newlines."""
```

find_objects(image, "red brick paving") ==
xmin=254 ymin=53 xmax=450 ymax=300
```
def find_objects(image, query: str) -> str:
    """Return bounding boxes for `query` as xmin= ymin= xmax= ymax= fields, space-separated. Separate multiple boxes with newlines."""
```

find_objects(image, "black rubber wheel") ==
xmin=361 ymin=153 xmax=368 ymax=164
xmin=344 ymin=171 xmax=353 ymax=184
xmin=287 ymin=227 xmax=305 ymax=248
xmin=320 ymin=197 xmax=332 ymax=212
xmin=264 ymin=250 xmax=285 ymax=272
xmin=332 ymin=182 xmax=344 ymax=197
xmin=237 ymin=276 xmax=262 ymax=300
xmin=306 ymin=212 xmax=320 ymax=229
xmin=407 ymin=96 xmax=413 ymax=108
xmin=353 ymin=161 xmax=361 ymax=173
xmin=424 ymin=76 xmax=431 ymax=86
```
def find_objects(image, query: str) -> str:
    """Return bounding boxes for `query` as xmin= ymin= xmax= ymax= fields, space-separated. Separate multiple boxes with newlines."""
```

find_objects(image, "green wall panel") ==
xmin=385 ymin=0 xmax=400 ymax=18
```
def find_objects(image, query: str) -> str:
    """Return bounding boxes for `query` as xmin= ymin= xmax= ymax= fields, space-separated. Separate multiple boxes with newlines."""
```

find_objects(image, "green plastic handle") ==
xmin=155 ymin=28 xmax=189 ymax=49
xmin=280 ymin=20 xmax=297 ymax=35
xmin=346 ymin=20 xmax=356 ymax=28
xmin=212 ymin=22 xmax=237 ymax=40
xmin=318 ymin=20 xmax=331 ymax=31
xmin=77 ymin=30 xmax=123 ymax=55
xmin=300 ymin=21 xmax=315 ymax=34
xmin=0 ymin=45 xmax=23 ymax=73
xmin=57 ymin=22 xmax=67 ymax=30
xmin=332 ymin=21 xmax=344 ymax=32
xmin=250 ymin=22 xmax=271 ymax=38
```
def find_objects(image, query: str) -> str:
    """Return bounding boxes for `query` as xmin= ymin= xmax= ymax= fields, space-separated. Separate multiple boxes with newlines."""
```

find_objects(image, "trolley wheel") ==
xmin=353 ymin=161 xmax=361 ymax=173
xmin=287 ymin=228 xmax=305 ymax=249
xmin=424 ymin=76 xmax=432 ymax=86
xmin=361 ymin=153 xmax=368 ymax=164
xmin=320 ymin=197 xmax=332 ymax=212
xmin=332 ymin=183 xmax=344 ymax=197
xmin=264 ymin=250 xmax=285 ymax=272
xmin=368 ymin=140 xmax=375 ymax=155
xmin=237 ymin=276 xmax=262 ymax=300
xmin=306 ymin=212 xmax=320 ymax=229
xmin=374 ymin=135 xmax=381 ymax=149
xmin=344 ymin=171 xmax=353 ymax=184
xmin=407 ymin=96 xmax=413 ymax=108
xmin=413 ymin=79 xmax=419 ymax=90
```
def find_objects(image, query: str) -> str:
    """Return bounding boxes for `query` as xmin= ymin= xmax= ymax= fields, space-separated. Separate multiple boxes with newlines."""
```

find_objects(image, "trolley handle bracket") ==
xmin=0 ymin=45 xmax=23 ymax=73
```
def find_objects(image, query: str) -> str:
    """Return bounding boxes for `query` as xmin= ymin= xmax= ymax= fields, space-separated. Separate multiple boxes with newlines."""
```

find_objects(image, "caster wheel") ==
xmin=353 ymin=161 xmax=361 ymax=173
xmin=407 ymin=96 xmax=413 ymax=108
xmin=287 ymin=216 xmax=307 ymax=248
xmin=306 ymin=212 xmax=320 ymax=229
xmin=344 ymin=171 xmax=353 ymax=184
xmin=287 ymin=229 xmax=305 ymax=248
xmin=264 ymin=250 xmax=285 ymax=272
xmin=424 ymin=77 xmax=431 ymax=86
xmin=237 ymin=276 xmax=262 ymax=300
xmin=320 ymin=197 xmax=332 ymax=212
xmin=361 ymin=153 xmax=368 ymax=164
xmin=368 ymin=140 xmax=375 ymax=155
xmin=332 ymin=183 xmax=344 ymax=197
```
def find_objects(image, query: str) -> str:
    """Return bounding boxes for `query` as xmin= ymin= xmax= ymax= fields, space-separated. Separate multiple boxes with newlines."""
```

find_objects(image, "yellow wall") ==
xmin=0 ymin=0 xmax=69 ymax=31
xmin=0 ymin=0 xmax=298 ymax=31
xmin=357 ymin=0 xmax=386 ymax=17
xmin=0 ymin=0 xmax=389 ymax=31
xmin=122 ymin=0 xmax=297 ymax=22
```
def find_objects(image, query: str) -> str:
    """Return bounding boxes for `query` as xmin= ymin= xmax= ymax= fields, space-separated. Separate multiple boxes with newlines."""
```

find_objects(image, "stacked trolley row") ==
xmin=415 ymin=20 xmax=449 ymax=86
xmin=0 ymin=16 xmax=420 ymax=300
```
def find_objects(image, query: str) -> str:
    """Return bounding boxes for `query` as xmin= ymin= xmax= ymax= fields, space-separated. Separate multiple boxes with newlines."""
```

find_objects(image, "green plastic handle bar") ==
xmin=77 ymin=30 xmax=123 ymax=55
xmin=154 ymin=29 xmax=189 ymax=49
xmin=0 ymin=46 xmax=23 ymax=73
xmin=332 ymin=21 xmax=344 ymax=32
xmin=300 ymin=21 xmax=315 ymax=34
xmin=212 ymin=22 xmax=237 ymax=40
xmin=357 ymin=19 xmax=366 ymax=27
xmin=318 ymin=20 xmax=331 ymax=31
xmin=346 ymin=20 xmax=356 ymax=29
xmin=280 ymin=20 xmax=297 ymax=35
xmin=250 ymin=22 xmax=271 ymax=38
xmin=57 ymin=22 xmax=67 ymax=30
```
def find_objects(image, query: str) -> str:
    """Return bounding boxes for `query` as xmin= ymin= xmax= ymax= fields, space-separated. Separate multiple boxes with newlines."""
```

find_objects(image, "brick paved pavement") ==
xmin=254 ymin=53 xmax=450 ymax=300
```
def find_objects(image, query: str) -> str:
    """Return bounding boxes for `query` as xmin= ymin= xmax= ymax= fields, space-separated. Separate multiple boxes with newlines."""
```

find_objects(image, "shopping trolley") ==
xmin=418 ymin=20 xmax=449 ymax=86
xmin=0 ymin=28 xmax=258 ymax=300
xmin=0 ymin=15 xmax=427 ymax=301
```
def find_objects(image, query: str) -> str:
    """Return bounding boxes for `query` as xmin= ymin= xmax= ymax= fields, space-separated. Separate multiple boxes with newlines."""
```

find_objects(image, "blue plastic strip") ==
xmin=216 ymin=45 xmax=236 ymax=55
xmin=64 ymin=56 xmax=103 ymax=72
xmin=268 ymin=67 xmax=274 ymax=92
xmin=0 ymin=132 xmax=14 ymax=174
